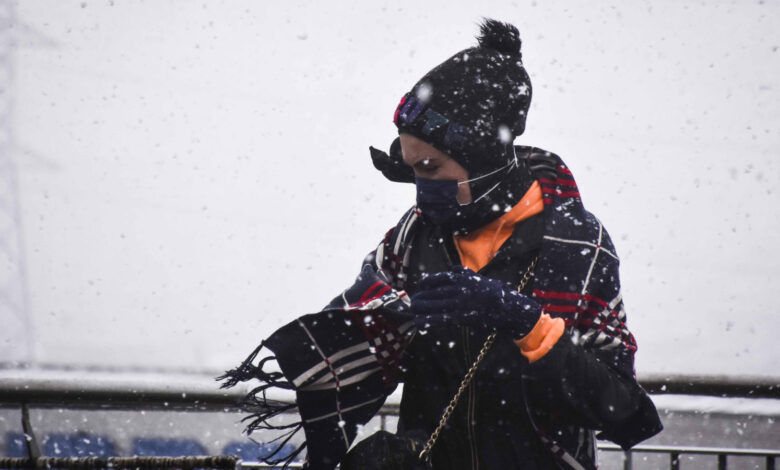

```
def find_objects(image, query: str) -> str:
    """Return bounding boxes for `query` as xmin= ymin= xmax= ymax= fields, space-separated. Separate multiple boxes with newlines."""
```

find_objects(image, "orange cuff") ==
xmin=515 ymin=313 xmax=565 ymax=363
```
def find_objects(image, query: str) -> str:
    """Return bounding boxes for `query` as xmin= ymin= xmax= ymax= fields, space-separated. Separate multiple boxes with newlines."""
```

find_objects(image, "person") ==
xmin=221 ymin=18 xmax=662 ymax=470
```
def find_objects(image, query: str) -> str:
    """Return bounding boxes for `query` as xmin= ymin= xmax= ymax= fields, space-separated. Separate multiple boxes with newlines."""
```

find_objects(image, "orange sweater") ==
xmin=452 ymin=181 xmax=565 ymax=363
xmin=454 ymin=181 xmax=545 ymax=273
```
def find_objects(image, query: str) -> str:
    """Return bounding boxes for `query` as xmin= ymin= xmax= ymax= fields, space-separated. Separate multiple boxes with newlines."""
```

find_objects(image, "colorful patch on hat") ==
xmin=421 ymin=108 xmax=449 ymax=135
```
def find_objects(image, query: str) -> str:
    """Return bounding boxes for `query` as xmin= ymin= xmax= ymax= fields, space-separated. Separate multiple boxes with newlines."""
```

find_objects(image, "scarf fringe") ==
xmin=241 ymin=400 xmax=300 ymax=434
xmin=245 ymin=428 xmax=307 ymax=469
xmin=218 ymin=342 xmax=305 ymax=468
xmin=217 ymin=342 xmax=287 ymax=388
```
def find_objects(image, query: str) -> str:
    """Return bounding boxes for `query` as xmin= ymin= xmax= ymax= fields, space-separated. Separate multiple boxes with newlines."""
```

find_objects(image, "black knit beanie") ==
xmin=389 ymin=19 xmax=537 ymax=234
xmin=394 ymin=19 xmax=532 ymax=178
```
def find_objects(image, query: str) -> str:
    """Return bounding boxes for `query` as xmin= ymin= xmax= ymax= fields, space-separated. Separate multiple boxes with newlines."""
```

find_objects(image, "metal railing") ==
xmin=599 ymin=444 xmax=780 ymax=470
xmin=638 ymin=373 xmax=780 ymax=399
xmin=1 ymin=368 xmax=778 ymax=410
xmin=1 ymin=369 xmax=778 ymax=469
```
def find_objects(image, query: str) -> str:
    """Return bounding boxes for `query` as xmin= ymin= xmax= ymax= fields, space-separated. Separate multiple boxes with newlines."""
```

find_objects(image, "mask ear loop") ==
xmin=457 ymin=158 xmax=516 ymax=186
xmin=457 ymin=154 xmax=519 ymax=205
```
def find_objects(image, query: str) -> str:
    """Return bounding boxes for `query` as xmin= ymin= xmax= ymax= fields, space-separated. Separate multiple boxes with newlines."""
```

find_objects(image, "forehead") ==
xmin=399 ymin=134 xmax=453 ymax=165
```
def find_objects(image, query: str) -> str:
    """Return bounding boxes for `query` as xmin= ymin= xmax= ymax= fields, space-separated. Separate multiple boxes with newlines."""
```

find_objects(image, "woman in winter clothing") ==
xmin=221 ymin=19 xmax=662 ymax=470
xmin=363 ymin=21 xmax=662 ymax=468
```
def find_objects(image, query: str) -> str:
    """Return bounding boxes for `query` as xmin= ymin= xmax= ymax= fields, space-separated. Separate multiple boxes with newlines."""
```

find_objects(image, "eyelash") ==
xmin=417 ymin=159 xmax=438 ymax=172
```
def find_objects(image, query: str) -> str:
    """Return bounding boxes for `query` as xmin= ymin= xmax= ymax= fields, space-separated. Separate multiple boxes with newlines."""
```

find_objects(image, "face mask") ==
xmin=414 ymin=159 xmax=517 ymax=226
xmin=415 ymin=176 xmax=462 ymax=225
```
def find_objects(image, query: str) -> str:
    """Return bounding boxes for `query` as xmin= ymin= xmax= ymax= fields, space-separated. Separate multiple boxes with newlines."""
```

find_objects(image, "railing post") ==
xmin=670 ymin=452 xmax=680 ymax=470
xmin=767 ymin=455 xmax=775 ymax=470
xmin=21 ymin=403 xmax=41 ymax=461
xmin=718 ymin=454 xmax=727 ymax=470
xmin=623 ymin=450 xmax=632 ymax=470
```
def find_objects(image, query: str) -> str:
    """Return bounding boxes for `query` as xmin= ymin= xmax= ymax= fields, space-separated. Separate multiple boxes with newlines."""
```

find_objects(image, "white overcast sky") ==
xmin=1 ymin=0 xmax=778 ymax=379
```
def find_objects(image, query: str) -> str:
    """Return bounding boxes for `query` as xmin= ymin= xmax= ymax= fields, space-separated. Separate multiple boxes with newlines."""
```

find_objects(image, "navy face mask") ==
xmin=415 ymin=176 xmax=462 ymax=225
xmin=414 ymin=158 xmax=517 ymax=227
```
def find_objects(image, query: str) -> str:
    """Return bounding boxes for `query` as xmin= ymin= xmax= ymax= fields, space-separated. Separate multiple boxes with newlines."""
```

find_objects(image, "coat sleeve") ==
xmin=522 ymin=223 xmax=662 ymax=449
xmin=522 ymin=337 xmax=662 ymax=449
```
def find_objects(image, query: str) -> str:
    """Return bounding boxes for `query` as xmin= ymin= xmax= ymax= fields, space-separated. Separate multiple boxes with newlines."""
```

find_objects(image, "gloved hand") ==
xmin=410 ymin=267 xmax=542 ymax=339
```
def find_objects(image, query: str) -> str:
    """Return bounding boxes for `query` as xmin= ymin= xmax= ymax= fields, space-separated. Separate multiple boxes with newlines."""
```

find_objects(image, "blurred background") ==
xmin=0 ymin=0 xmax=779 ymax=466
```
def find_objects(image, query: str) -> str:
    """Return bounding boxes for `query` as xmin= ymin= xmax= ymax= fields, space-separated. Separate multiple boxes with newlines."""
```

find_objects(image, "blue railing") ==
xmin=4 ymin=432 xmax=296 ymax=463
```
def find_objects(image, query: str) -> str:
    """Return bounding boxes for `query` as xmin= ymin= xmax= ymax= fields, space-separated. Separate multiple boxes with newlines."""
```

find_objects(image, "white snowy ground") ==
xmin=0 ymin=1 xmax=778 ymax=382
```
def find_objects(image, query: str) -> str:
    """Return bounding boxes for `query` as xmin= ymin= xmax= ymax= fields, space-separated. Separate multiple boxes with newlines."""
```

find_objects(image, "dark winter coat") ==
xmin=220 ymin=147 xmax=662 ymax=470
xmin=365 ymin=147 xmax=662 ymax=469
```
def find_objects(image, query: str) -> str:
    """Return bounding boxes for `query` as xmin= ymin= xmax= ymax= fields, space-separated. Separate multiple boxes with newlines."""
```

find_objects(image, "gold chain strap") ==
xmin=418 ymin=331 xmax=496 ymax=462
xmin=418 ymin=255 xmax=538 ymax=463
xmin=517 ymin=256 xmax=538 ymax=294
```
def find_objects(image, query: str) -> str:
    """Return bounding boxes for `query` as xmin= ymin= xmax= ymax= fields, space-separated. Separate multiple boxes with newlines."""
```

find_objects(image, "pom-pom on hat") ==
xmin=394 ymin=19 xmax=532 ymax=177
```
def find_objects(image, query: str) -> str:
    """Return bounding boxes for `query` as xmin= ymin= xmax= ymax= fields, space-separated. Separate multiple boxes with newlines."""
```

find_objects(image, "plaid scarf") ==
xmin=218 ymin=266 xmax=416 ymax=469
xmin=220 ymin=149 xmax=641 ymax=470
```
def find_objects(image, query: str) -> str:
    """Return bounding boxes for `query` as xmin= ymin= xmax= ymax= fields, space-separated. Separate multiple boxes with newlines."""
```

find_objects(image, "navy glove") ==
xmin=410 ymin=267 xmax=542 ymax=339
